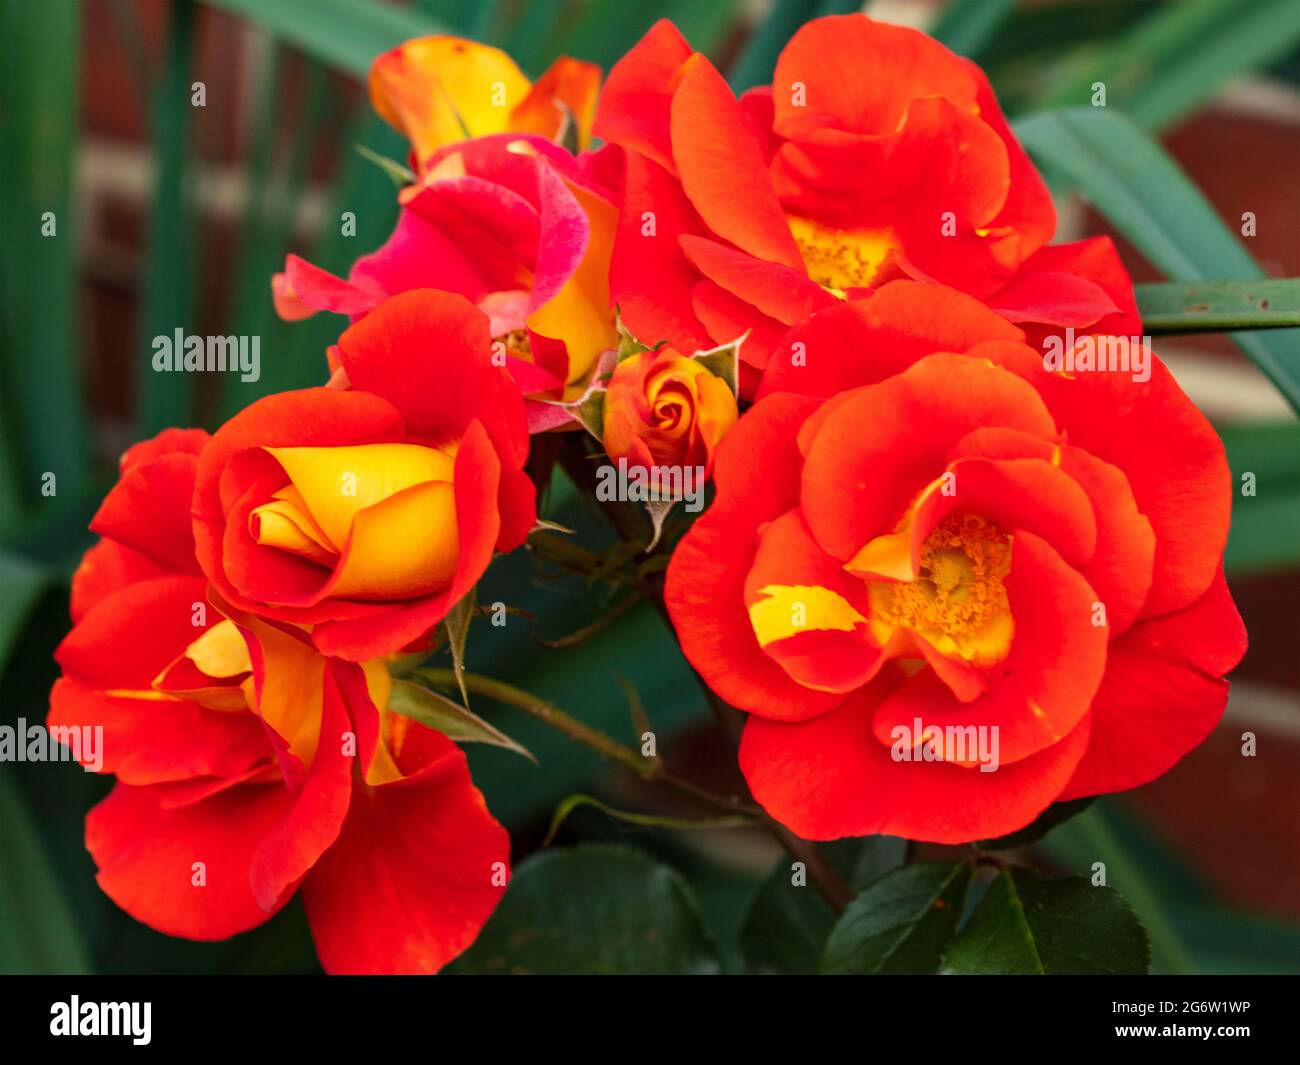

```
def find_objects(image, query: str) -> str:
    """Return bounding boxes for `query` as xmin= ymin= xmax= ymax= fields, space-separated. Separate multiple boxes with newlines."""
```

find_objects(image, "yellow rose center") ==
xmin=788 ymin=215 xmax=895 ymax=298
xmin=866 ymin=515 xmax=1013 ymax=666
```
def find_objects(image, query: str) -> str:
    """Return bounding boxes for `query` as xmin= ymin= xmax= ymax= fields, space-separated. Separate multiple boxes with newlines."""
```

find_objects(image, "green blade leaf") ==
xmin=728 ymin=0 xmax=821 ymax=91
xmin=443 ymin=588 xmax=475 ymax=708
xmin=1037 ymin=0 xmax=1300 ymax=131
xmin=1015 ymin=107 xmax=1300 ymax=412
xmin=542 ymin=792 xmax=745 ymax=846
xmin=0 ymin=0 xmax=90 ymax=511
xmin=453 ymin=844 xmax=722 ymax=975
xmin=941 ymin=866 xmax=1150 ymax=975
xmin=198 ymin=0 xmax=445 ymax=78
xmin=929 ymin=0 xmax=1015 ymax=59
xmin=820 ymin=861 xmax=972 ymax=974
xmin=1222 ymin=421 xmax=1300 ymax=574
xmin=0 ymin=552 xmax=47 ymax=675
xmin=387 ymin=678 xmax=534 ymax=761
xmin=0 ymin=771 xmax=92 ymax=974
xmin=1137 ymin=279 xmax=1300 ymax=334
xmin=137 ymin=0 xmax=198 ymax=436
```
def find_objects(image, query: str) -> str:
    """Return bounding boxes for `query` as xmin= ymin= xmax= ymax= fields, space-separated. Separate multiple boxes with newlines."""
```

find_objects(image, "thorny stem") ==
xmin=518 ymin=449 xmax=856 ymax=912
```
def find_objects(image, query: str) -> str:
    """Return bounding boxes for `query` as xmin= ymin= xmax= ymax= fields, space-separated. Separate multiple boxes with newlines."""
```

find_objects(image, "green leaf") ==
xmin=978 ymin=798 xmax=1096 ymax=851
xmin=1222 ymin=422 xmax=1300 ymax=575
xmin=454 ymin=845 xmax=721 ymax=974
xmin=929 ymin=0 xmax=1015 ymax=59
xmin=0 ymin=551 xmax=47 ymax=675
xmin=821 ymin=861 xmax=972 ymax=974
xmin=741 ymin=860 xmax=838 ymax=975
xmin=821 ymin=834 xmax=909 ymax=893
xmin=0 ymin=0 xmax=90 ymax=514
xmin=1016 ymin=107 xmax=1300 ymax=412
xmin=729 ymin=0 xmax=811 ymax=91
xmin=1137 ymin=279 xmax=1300 ymax=334
xmin=443 ymin=589 xmax=474 ymax=708
xmin=941 ymin=866 xmax=1150 ymax=974
xmin=542 ymin=793 xmax=746 ymax=846
xmin=198 ymin=0 xmax=445 ymax=78
xmin=1037 ymin=0 xmax=1300 ymax=131
xmin=353 ymin=143 xmax=415 ymax=188
xmin=387 ymin=678 xmax=534 ymax=761
xmin=690 ymin=332 xmax=744 ymax=398
xmin=0 ymin=771 xmax=92 ymax=974
xmin=137 ymin=0 xmax=198 ymax=436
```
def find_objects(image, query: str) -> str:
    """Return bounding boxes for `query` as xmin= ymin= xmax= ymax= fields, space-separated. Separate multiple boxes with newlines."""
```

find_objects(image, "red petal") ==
xmin=87 ymin=780 xmax=293 ymax=940
xmin=303 ymin=728 xmax=509 ymax=974
xmin=666 ymin=394 xmax=844 ymax=720
xmin=591 ymin=18 xmax=693 ymax=174
xmin=740 ymin=670 xmax=1091 ymax=844
xmin=670 ymin=55 xmax=802 ymax=271
xmin=1059 ymin=567 xmax=1246 ymax=800
xmin=798 ymin=353 xmax=1058 ymax=561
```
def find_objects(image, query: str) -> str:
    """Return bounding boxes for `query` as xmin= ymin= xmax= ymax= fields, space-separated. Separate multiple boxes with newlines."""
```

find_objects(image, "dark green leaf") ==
xmin=1037 ymin=0 xmax=1300 ymax=131
xmin=929 ymin=0 xmax=1015 ymax=59
xmin=0 ymin=0 xmax=90 ymax=514
xmin=0 ymin=771 xmax=92 ymax=974
xmin=979 ymin=798 xmax=1096 ymax=851
xmin=729 ymin=0 xmax=820 ymax=91
xmin=822 ymin=834 xmax=909 ymax=892
xmin=0 ymin=552 xmax=47 ymax=675
xmin=742 ymin=836 xmax=906 ymax=975
xmin=941 ymin=866 xmax=1150 ymax=974
xmin=199 ymin=0 xmax=445 ymax=78
xmin=137 ymin=0 xmax=198 ymax=435
xmin=387 ymin=678 xmax=534 ymax=761
xmin=1222 ymin=421 xmax=1300 ymax=574
xmin=1137 ymin=279 xmax=1300 ymax=334
xmin=821 ymin=861 xmax=972 ymax=974
xmin=454 ymin=844 xmax=721 ymax=974
xmin=1015 ymin=108 xmax=1300 ymax=412
xmin=542 ymin=793 xmax=745 ymax=846
xmin=741 ymin=860 xmax=838 ymax=975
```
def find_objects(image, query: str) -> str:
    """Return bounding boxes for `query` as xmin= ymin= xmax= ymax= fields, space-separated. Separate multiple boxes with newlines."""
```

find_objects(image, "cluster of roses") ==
xmin=51 ymin=16 xmax=1245 ymax=973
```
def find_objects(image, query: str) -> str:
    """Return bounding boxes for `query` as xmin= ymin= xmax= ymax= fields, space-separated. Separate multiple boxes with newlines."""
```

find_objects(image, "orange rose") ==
xmin=370 ymin=36 xmax=600 ymax=169
xmin=601 ymin=348 xmax=738 ymax=479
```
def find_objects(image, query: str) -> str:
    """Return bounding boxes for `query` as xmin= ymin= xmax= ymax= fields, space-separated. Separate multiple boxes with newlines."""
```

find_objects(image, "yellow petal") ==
xmin=328 ymin=480 xmax=460 ymax=599
xmin=370 ymin=36 xmax=533 ymax=163
xmin=527 ymin=180 xmax=619 ymax=391
xmin=185 ymin=619 xmax=253 ymax=679
xmin=748 ymin=584 xmax=868 ymax=648
xmin=250 ymin=499 xmax=337 ymax=566
xmin=265 ymin=442 xmax=456 ymax=553
xmin=242 ymin=617 xmax=325 ymax=768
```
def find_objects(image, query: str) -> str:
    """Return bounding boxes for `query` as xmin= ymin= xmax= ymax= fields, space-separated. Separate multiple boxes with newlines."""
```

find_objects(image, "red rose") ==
xmin=193 ymin=289 xmax=535 ymax=661
xmin=665 ymin=282 xmax=1245 ymax=843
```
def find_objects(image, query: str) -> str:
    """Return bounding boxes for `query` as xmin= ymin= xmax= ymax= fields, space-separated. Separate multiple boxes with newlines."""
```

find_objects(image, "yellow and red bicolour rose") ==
xmin=369 ymin=36 xmax=601 ymax=170
xmin=592 ymin=15 xmax=1138 ymax=397
xmin=194 ymin=289 xmax=535 ymax=662
xmin=50 ymin=428 xmax=508 ymax=973
xmin=274 ymin=40 xmax=619 ymax=419
xmin=665 ymin=281 xmax=1246 ymax=844
xmin=601 ymin=347 xmax=738 ymax=480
